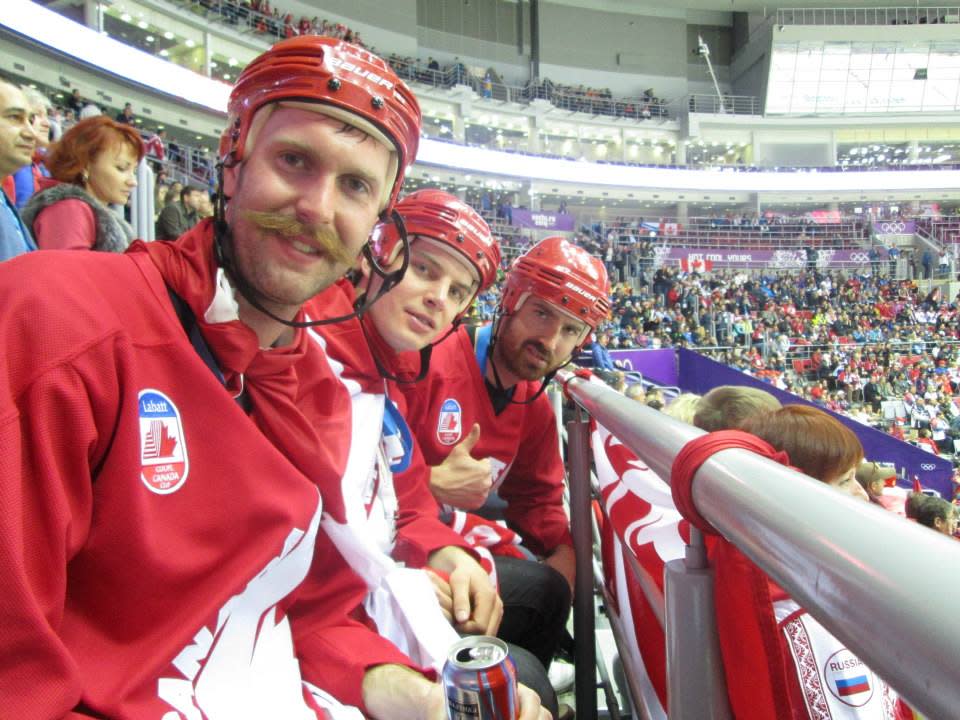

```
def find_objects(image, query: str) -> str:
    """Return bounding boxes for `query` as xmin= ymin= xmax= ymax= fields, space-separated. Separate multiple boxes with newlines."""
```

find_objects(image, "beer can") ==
xmin=442 ymin=636 xmax=519 ymax=720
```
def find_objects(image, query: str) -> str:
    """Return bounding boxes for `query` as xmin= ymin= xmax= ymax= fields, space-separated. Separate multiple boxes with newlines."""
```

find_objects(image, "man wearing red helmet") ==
xmin=399 ymin=236 xmax=611 ymax=675
xmin=0 ymin=37 xmax=507 ymax=720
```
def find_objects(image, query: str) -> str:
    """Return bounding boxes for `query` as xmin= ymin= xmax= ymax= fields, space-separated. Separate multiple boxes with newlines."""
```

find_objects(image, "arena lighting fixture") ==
xmin=1 ymin=0 xmax=229 ymax=112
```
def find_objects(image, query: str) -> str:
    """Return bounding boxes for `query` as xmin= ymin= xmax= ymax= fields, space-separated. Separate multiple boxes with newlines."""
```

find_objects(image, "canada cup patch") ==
xmin=138 ymin=389 xmax=189 ymax=494
xmin=823 ymin=648 xmax=874 ymax=707
xmin=437 ymin=398 xmax=463 ymax=445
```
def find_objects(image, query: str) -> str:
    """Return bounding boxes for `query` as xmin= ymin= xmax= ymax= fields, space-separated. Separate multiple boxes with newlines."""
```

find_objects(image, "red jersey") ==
xmin=0 ymin=222 xmax=411 ymax=717
xmin=292 ymin=281 xmax=468 ymax=677
xmin=400 ymin=325 xmax=572 ymax=556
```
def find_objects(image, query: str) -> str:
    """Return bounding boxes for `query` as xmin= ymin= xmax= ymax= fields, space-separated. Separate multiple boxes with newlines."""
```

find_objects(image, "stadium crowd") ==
xmin=175 ymin=0 xmax=668 ymax=121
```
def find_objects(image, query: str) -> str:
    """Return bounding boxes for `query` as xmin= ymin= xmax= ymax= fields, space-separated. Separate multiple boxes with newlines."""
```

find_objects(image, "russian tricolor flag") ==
xmin=836 ymin=674 xmax=870 ymax=696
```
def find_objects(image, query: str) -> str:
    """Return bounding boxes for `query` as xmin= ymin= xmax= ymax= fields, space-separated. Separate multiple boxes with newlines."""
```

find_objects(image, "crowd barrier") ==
xmin=558 ymin=368 xmax=960 ymax=719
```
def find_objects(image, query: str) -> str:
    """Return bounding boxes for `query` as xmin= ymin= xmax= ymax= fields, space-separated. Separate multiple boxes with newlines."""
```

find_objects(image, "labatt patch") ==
xmin=437 ymin=398 xmax=462 ymax=445
xmin=139 ymin=389 xmax=189 ymax=494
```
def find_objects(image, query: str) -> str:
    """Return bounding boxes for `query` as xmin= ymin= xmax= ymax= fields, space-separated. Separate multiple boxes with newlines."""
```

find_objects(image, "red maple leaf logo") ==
xmin=157 ymin=423 xmax=179 ymax=457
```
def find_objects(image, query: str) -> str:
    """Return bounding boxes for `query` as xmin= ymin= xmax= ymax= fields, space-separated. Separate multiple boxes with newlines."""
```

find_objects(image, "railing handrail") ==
xmin=558 ymin=369 xmax=960 ymax=718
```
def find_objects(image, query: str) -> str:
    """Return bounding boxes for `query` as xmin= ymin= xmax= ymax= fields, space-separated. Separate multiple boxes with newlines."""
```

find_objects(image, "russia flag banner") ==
xmin=836 ymin=674 xmax=871 ymax=696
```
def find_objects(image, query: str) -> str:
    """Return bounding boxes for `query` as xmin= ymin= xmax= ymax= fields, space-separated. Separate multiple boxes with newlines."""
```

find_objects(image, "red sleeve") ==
xmin=392 ymin=440 xmax=472 ymax=568
xmin=33 ymin=199 xmax=96 ymax=251
xmin=498 ymin=396 xmax=572 ymax=556
xmin=0 ymin=342 xmax=117 ymax=717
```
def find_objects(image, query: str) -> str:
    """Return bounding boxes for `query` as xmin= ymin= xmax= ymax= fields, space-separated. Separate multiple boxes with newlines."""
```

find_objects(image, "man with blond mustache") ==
xmin=0 ymin=38 xmax=548 ymax=720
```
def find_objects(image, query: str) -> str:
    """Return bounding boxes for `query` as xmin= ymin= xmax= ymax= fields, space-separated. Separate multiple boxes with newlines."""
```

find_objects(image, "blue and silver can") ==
xmin=442 ymin=636 xmax=519 ymax=720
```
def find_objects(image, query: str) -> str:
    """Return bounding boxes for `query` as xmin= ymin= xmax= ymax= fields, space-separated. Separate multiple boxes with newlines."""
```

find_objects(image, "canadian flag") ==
xmin=659 ymin=221 xmax=681 ymax=236
xmin=680 ymin=256 xmax=712 ymax=273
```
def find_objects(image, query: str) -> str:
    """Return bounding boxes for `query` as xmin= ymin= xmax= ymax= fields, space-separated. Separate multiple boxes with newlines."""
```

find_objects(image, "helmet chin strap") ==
xmin=213 ymin=161 xmax=410 ymax=329
xmin=485 ymin=307 xmax=562 ymax=406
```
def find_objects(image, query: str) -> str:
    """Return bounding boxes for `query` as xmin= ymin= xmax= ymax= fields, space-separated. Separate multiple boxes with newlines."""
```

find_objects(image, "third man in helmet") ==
xmin=398 ymin=235 xmax=612 ymax=676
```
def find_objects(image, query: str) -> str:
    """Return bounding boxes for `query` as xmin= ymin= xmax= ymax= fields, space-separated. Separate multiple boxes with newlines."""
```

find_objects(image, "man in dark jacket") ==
xmin=155 ymin=184 xmax=204 ymax=240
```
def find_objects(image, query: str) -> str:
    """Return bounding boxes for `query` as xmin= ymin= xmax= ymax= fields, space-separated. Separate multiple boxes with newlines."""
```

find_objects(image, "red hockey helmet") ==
xmin=500 ymin=236 xmax=611 ymax=338
xmin=218 ymin=36 xmax=421 ymax=211
xmin=370 ymin=189 xmax=501 ymax=294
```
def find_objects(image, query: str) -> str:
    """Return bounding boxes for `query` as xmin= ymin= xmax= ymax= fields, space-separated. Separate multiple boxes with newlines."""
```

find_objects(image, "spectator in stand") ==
xmin=79 ymin=100 xmax=101 ymax=120
xmin=156 ymin=184 xmax=205 ymax=240
xmin=909 ymin=494 xmax=958 ymax=537
xmin=746 ymin=404 xmax=869 ymax=500
xmin=20 ymin=116 xmax=142 ymax=253
xmin=693 ymin=385 xmax=782 ymax=432
xmin=0 ymin=77 xmax=37 ymax=261
xmin=195 ymin=191 xmax=213 ymax=219
xmin=589 ymin=331 xmax=617 ymax=370
xmin=163 ymin=180 xmax=182 ymax=206
xmin=854 ymin=461 xmax=907 ymax=514
xmin=625 ymin=382 xmax=646 ymax=404
xmin=663 ymin=393 xmax=701 ymax=424
xmin=915 ymin=427 xmax=940 ymax=454
xmin=144 ymin=128 xmax=166 ymax=169
xmin=66 ymin=88 xmax=84 ymax=117
xmin=115 ymin=102 xmax=135 ymax=125
xmin=12 ymin=87 xmax=53 ymax=209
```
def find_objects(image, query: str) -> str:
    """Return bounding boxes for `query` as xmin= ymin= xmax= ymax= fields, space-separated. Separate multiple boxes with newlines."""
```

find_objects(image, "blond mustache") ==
xmin=241 ymin=210 xmax=354 ymax=265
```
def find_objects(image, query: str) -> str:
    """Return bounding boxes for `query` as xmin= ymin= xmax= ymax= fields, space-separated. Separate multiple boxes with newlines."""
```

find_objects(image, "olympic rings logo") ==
xmin=879 ymin=222 xmax=906 ymax=233
xmin=920 ymin=463 xmax=937 ymax=471
xmin=849 ymin=252 xmax=870 ymax=263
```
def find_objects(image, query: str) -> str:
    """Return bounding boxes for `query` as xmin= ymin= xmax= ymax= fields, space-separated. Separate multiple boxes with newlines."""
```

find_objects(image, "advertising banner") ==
xmin=608 ymin=348 xmax=678 ymax=387
xmin=874 ymin=220 xmax=916 ymax=236
xmin=652 ymin=246 xmax=881 ymax=269
xmin=510 ymin=209 xmax=576 ymax=231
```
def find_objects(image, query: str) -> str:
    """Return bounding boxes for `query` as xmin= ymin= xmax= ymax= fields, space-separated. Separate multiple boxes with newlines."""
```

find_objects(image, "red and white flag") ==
xmin=680 ymin=256 xmax=713 ymax=273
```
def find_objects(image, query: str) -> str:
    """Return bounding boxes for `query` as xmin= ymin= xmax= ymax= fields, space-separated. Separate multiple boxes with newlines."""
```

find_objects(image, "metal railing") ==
xmin=686 ymin=94 xmax=762 ymax=116
xmin=559 ymin=369 xmax=960 ymax=720
xmin=776 ymin=6 xmax=960 ymax=26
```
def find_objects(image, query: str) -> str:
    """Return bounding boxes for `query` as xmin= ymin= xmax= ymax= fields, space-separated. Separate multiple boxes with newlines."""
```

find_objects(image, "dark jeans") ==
xmin=508 ymin=642 xmax=559 ymax=718
xmin=495 ymin=556 xmax=572 ymax=670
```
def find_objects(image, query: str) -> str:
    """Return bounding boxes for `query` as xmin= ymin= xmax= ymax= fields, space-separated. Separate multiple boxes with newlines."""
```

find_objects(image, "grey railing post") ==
xmin=566 ymin=414 xmax=597 ymax=720
xmin=664 ymin=527 xmax=732 ymax=720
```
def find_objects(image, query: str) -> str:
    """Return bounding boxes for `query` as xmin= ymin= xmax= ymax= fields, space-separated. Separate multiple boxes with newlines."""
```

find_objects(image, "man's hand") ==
xmin=429 ymin=424 xmax=492 ymax=509
xmin=427 ymin=546 xmax=502 ymax=635
xmin=423 ymin=568 xmax=454 ymax=624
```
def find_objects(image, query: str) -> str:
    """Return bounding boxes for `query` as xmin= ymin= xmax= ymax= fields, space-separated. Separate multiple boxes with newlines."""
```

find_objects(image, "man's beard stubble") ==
xmin=496 ymin=334 xmax=557 ymax=383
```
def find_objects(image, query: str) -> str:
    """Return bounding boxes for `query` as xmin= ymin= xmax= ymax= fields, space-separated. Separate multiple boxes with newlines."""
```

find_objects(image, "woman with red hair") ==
xmin=743 ymin=403 xmax=869 ymax=501
xmin=20 ymin=115 xmax=143 ymax=252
